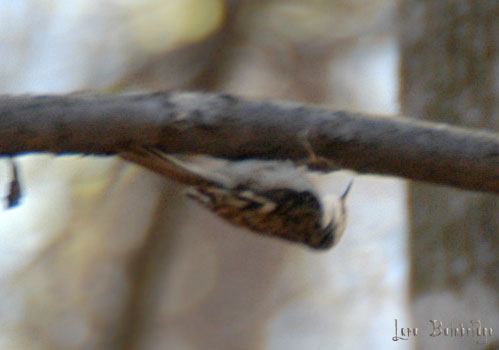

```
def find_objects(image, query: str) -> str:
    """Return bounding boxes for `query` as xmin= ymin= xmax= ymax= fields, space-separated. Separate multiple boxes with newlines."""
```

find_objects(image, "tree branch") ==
xmin=0 ymin=91 xmax=498 ymax=193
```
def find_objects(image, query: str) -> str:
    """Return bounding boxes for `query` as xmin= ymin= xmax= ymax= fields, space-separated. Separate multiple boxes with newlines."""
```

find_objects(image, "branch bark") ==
xmin=0 ymin=92 xmax=498 ymax=193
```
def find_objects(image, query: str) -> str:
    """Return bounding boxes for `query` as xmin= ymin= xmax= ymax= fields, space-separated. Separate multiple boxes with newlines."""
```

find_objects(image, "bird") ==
xmin=121 ymin=147 xmax=352 ymax=250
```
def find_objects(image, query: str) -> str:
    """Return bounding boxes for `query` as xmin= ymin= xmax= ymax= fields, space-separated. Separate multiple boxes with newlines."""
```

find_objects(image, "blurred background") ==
xmin=0 ymin=1 xmax=496 ymax=349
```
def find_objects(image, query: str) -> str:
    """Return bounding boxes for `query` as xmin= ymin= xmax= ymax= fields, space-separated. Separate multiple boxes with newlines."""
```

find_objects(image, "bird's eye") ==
xmin=316 ymin=232 xmax=335 ymax=249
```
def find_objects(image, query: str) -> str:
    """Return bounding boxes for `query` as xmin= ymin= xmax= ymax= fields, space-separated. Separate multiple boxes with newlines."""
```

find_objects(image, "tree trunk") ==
xmin=399 ymin=1 xmax=498 ymax=349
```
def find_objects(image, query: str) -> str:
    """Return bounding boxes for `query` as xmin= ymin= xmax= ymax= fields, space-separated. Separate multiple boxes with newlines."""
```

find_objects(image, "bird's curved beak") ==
xmin=340 ymin=180 xmax=354 ymax=201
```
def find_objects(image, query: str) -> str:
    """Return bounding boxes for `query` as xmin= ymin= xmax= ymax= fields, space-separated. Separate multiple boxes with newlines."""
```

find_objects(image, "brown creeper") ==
xmin=121 ymin=148 xmax=352 ymax=250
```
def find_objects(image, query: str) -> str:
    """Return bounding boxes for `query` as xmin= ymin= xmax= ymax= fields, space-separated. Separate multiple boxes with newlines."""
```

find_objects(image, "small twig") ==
xmin=0 ymin=91 xmax=498 ymax=193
